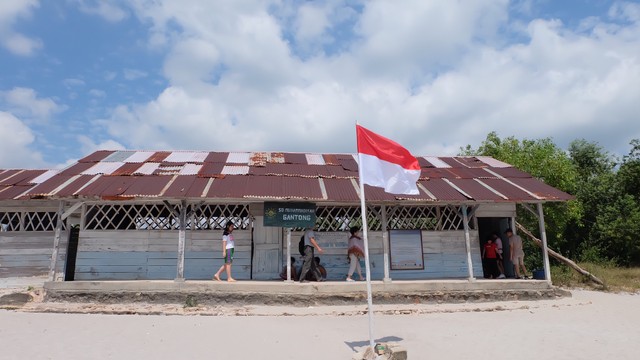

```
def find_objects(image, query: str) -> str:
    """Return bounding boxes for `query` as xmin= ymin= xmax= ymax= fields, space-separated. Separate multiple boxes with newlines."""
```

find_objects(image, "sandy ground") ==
xmin=0 ymin=278 xmax=639 ymax=359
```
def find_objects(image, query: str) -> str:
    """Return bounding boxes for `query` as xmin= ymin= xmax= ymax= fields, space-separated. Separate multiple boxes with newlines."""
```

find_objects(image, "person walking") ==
xmin=214 ymin=222 xmax=236 ymax=282
xmin=346 ymin=226 xmax=365 ymax=281
xmin=298 ymin=227 xmax=324 ymax=283
xmin=506 ymin=228 xmax=528 ymax=279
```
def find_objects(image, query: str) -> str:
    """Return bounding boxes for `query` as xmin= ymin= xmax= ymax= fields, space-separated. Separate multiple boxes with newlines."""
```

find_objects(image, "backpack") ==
xmin=298 ymin=235 xmax=306 ymax=256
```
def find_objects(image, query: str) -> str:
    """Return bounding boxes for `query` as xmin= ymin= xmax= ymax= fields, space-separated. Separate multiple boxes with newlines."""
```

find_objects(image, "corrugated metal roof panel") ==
xmin=221 ymin=165 xmax=249 ymax=175
xmin=0 ymin=170 xmax=45 ymax=186
xmin=147 ymin=151 xmax=170 ymax=162
xmin=227 ymin=152 xmax=250 ymax=164
xmin=133 ymin=162 xmax=160 ymax=175
xmin=78 ymin=150 xmax=115 ymax=163
xmin=204 ymin=152 xmax=228 ymax=163
xmin=422 ymin=156 xmax=451 ymax=168
xmin=306 ymin=154 xmax=325 ymax=165
xmin=111 ymin=163 xmax=143 ymax=176
xmin=439 ymin=158 xmax=468 ymax=168
xmin=420 ymin=168 xmax=451 ymax=179
xmin=479 ymin=178 xmax=538 ymax=201
xmin=81 ymin=162 xmax=125 ymax=175
xmin=207 ymin=175 xmax=323 ymax=199
xmin=447 ymin=179 xmax=505 ymax=201
xmin=121 ymin=176 xmax=173 ymax=197
xmin=323 ymin=178 xmax=359 ymax=201
xmin=270 ymin=152 xmax=285 ymax=164
xmin=75 ymin=176 xmax=120 ymax=197
xmin=164 ymin=151 xmax=208 ymax=163
xmin=22 ymin=175 xmax=75 ymax=197
xmin=99 ymin=177 xmax=138 ymax=197
xmin=103 ymin=151 xmax=136 ymax=162
xmin=488 ymin=167 xmax=532 ymax=178
xmin=179 ymin=164 xmax=202 ymax=175
xmin=124 ymin=151 xmax=155 ymax=163
xmin=0 ymin=170 xmax=21 ymax=183
xmin=323 ymin=154 xmax=339 ymax=165
xmin=163 ymin=175 xmax=197 ymax=197
xmin=55 ymin=175 xmax=98 ymax=197
xmin=444 ymin=167 xmax=496 ymax=179
xmin=59 ymin=162 xmax=95 ymax=176
xmin=30 ymin=170 xmax=59 ymax=184
xmin=476 ymin=156 xmax=511 ymax=168
xmin=509 ymin=178 xmax=573 ymax=201
xmin=420 ymin=178 xmax=467 ymax=200
xmin=185 ymin=177 xmax=210 ymax=197
xmin=453 ymin=157 xmax=488 ymax=168
xmin=337 ymin=156 xmax=358 ymax=172
xmin=284 ymin=153 xmax=308 ymax=164
xmin=154 ymin=164 xmax=183 ymax=175
xmin=249 ymin=152 xmax=268 ymax=167
xmin=198 ymin=163 xmax=224 ymax=177
xmin=0 ymin=185 xmax=31 ymax=200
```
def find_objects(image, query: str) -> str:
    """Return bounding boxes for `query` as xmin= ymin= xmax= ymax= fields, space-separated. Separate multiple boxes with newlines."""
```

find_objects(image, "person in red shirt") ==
xmin=482 ymin=237 xmax=500 ymax=279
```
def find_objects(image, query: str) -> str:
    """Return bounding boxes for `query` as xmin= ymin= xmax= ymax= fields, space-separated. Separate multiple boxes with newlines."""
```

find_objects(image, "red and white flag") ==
xmin=356 ymin=125 xmax=421 ymax=195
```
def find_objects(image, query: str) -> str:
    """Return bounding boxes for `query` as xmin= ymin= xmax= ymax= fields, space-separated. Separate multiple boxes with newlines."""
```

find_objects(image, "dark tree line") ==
xmin=462 ymin=133 xmax=640 ymax=267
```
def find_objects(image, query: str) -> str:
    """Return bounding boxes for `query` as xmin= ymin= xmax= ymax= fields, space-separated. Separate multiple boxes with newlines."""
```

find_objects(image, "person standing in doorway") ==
xmin=482 ymin=236 xmax=499 ymax=278
xmin=493 ymin=232 xmax=506 ymax=279
xmin=346 ymin=226 xmax=365 ymax=281
xmin=298 ymin=227 xmax=324 ymax=283
xmin=214 ymin=222 xmax=236 ymax=282
xmin=506 ymin=228 xmax=528 ymax=279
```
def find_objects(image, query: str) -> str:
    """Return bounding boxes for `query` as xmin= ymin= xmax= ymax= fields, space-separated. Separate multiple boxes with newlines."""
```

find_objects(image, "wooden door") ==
xmin=252 ymin=216 xmax=282 ymax=279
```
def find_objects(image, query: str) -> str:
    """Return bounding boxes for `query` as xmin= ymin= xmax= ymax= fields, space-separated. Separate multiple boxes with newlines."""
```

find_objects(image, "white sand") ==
xmin=1 ymin=288 xmax=638 ymax=359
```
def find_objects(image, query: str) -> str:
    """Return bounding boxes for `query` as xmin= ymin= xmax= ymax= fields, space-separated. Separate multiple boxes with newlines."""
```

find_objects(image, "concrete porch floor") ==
xmin=43 ymin=279 xmax=568 ymax=305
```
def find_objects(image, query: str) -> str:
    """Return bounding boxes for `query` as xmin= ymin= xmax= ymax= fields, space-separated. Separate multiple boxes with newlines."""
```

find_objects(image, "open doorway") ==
xmin=477 ymin=217 xmax=514 ymax=278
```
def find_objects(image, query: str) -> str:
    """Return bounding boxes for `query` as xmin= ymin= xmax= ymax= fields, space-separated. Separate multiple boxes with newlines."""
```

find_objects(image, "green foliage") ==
xmin=183 ymin=295 xmax=198 ymax=308
xmin=462 ymin=133 xmax=640 ymax=267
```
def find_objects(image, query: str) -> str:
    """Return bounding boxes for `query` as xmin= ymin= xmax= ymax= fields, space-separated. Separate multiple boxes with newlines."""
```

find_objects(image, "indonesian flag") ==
xmin=356 ymin=125 xmax=421 ymax=195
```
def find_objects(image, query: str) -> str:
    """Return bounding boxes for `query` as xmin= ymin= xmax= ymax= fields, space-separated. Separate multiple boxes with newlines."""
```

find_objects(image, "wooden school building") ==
xmin=0 ymin=150 xmax=572 ymax=283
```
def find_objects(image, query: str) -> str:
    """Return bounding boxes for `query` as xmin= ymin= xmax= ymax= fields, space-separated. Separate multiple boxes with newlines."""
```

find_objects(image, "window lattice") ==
xmin=312 ymin=206 xmax=380 ymax=232
xmin=387 ymin=206 xmax=439 ymax=230
xmin=0 ymin=211 xmax=62 ymax=232
xmin=0 ymin=212 xmax=21 ymax=231
xmin=310 ymin=205 xmax=466 ymax=232
xmin=84 ymin=203 xmax=177 ymax=230
xmin=84 ymin=203 xmax=252 ymax=231
xmin=191 ymin=204 xmax=251 ymax=230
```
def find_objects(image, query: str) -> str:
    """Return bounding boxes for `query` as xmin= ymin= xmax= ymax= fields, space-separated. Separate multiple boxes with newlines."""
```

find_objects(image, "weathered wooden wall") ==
xmin=74 ymin=230 xmax=252 ymax=280
xmin=0 ymin=232 xmax=67 ymax=278
xmin=283 ymin=230 xmax=482 ymax=281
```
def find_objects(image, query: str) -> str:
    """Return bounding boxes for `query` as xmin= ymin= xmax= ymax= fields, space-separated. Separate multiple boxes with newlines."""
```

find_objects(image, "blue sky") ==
xmin=1 ymin=0 xmax=639 ymax=168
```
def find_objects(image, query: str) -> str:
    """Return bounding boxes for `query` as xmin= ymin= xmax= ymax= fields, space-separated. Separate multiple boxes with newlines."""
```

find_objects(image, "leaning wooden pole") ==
xmin=515 ymin=222 xmax=604 ymax=286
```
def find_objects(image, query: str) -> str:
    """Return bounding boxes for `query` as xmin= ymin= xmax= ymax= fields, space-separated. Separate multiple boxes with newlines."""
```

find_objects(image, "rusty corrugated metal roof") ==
xmin=0 ymin=151 xmax=574 ymax=203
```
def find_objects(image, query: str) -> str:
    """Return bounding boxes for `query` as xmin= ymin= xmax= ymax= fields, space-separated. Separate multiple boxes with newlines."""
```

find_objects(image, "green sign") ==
xmin=263 ymin=202 xmax=316 ymax=228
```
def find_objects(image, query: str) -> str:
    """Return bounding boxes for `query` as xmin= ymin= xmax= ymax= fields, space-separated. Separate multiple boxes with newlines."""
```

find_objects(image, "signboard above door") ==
xmin=263 ymin=202 xmax=316 ymax=228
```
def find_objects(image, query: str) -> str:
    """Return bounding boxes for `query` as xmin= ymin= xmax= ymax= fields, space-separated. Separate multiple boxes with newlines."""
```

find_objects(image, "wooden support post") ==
xmin=48 ymin=201 xmax=65 ymax=282
xmin=176 ymin=200 xmax=187 ymax=282
xmin=462 ymin=204 xmax=475 ymax=281
xmin=286 ymin=228 xmax=292 ymax=282
xmin=381 ymin=205 xmax=391 ymax=282
xmin=537 ymin=203 xmax=552 ymax=284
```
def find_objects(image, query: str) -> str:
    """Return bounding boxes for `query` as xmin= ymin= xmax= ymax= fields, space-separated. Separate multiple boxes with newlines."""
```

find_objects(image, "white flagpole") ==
xmin=357 ymin=149 xmax=376 ymax=352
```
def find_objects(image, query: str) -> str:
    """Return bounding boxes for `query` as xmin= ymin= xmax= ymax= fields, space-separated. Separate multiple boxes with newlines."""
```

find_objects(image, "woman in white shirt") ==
xmin=214 ymin=222 xmax=236 ymax=282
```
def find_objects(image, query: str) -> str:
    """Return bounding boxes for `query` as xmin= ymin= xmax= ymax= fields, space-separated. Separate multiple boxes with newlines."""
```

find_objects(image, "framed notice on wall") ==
xmin=389 ymin=229 xmax=424 ymax=270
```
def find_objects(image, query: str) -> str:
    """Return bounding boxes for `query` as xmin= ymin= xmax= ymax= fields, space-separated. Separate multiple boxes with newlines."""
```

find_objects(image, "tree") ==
xmin=461 ymin=132 xmax=579 ymax=267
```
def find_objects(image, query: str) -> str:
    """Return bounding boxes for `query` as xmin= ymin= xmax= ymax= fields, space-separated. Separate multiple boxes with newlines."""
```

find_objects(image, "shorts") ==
xmin=512 ymin=255 xmax=524 ymax=265
xmin=224 ymin=248 xmax=234 ymax=264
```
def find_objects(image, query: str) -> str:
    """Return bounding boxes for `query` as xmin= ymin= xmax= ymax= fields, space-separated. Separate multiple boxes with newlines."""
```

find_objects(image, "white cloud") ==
xmin=97 ymin=0 xmax=640 ymax=159
xmin=0 ymin=0 xmax=42 ymax=56
xmin=89 ymin=89 xmax=106 ymax=97
xmin=77 ymin=135 xmax=125 ymax=155
xmin=71 ymin=0 xmax=127 ymax=22
xmin=123 ymin=68 xmax=148 ymax=80
xmin=0 ymin=112 xmax=46 ymax=168
xmin=63 ymin=78 xmax=86 ymax=87
xmin=1 ymin=87 xmax=64 ymax=120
